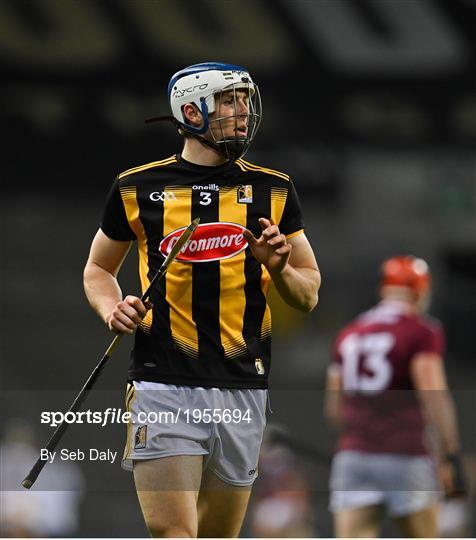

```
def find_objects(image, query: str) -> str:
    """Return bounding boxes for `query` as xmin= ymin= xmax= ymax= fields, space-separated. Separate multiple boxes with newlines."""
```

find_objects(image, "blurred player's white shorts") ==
xmin=122 ymin=381 xmax=267 ymax=486
xmin=329 ymin=450 xmax=440 ymax=516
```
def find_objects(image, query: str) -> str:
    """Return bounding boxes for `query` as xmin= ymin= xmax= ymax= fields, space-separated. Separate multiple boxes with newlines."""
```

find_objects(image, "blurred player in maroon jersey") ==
xmin=325 ymin=255 xmax=465 ymax=538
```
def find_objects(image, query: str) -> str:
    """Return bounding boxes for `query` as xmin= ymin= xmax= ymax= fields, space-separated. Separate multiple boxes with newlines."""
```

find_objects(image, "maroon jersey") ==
xmin=331 ymin=300 xmax=445 ymax=455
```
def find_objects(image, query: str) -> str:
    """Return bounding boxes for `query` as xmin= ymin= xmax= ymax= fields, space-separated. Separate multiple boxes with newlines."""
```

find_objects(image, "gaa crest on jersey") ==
xmin=134 ymin=425 xmax=147 ymax=449
xmin=159 ymin=222 xmax=248 ymax=263
xmin=237 ymin=185 xmax=253 ymax=204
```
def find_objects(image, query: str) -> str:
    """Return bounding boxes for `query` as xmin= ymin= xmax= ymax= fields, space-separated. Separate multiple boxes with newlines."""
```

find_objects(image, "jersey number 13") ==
xmin=339 ymin=332 xmax=395 ymax=394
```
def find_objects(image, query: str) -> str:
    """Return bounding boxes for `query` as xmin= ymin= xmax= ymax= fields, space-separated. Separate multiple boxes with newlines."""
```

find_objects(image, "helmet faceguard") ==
xmin=167 ymin=62 xmax=262 ymax=160
xmin=206 ymin=81 xmax=261 ymax=160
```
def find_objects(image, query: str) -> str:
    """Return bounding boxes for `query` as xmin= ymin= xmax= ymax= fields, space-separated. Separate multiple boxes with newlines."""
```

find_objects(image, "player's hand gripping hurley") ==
xmin=22 ymin=218 xmax=200 ymax=489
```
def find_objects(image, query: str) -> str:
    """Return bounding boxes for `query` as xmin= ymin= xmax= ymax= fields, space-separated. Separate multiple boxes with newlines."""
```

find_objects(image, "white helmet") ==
xmin=167 ymin=62 xmax=262 ymax=160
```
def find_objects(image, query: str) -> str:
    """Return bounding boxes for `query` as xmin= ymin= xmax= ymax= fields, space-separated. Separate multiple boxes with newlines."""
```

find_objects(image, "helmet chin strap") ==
xmin=145 ymin=116 xmax=246 ymax=160
xmin=193 ymin=134 xmax=246 ymax=161
xmin=193 ymin=133 xmax=224 ymax=154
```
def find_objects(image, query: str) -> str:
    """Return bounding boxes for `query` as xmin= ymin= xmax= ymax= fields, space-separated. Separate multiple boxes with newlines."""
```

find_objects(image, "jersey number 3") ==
xmin=199 ymin=192 xmax=211 ymax=206
xmin=339 ymin=332 xmax=395 ymax=394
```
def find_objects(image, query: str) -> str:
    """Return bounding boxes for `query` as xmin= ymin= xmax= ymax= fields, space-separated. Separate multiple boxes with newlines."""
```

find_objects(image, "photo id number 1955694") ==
xmin=182 ymin=408 xmax=251 ymax=424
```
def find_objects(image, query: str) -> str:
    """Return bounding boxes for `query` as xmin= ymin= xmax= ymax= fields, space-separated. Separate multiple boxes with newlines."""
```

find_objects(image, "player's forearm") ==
xmin=83 ymin=261 xmax=123 ymax=325
xmin=269 ymin=264 xmax=320 ymax=312
xmin=324 ymin=370 xmax=344 ymax=430
xmin=324 ymin=392 xmax=344 ymax=430
xmin=419 ymin=389 xmax=460 ymax=456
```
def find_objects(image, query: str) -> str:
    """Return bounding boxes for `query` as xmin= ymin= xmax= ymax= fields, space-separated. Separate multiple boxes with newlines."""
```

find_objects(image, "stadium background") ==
xmin=1 ymin=0 xmax=475 ymax=536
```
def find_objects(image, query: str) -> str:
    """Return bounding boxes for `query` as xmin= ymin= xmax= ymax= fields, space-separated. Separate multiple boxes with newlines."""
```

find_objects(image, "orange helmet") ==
xmin=380 ymin=255 xmax=430 ymax=294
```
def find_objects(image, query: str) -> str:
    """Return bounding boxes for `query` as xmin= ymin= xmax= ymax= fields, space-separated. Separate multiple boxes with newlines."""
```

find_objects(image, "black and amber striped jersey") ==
xmin=100 ymin=154 xmax=304 ymax=389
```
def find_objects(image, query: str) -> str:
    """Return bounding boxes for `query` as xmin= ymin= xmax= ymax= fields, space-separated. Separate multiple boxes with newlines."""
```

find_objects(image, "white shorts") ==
xmin=122 ymin=381 xmax=267 ymax=486
xmin=329 ymin=450 xmax=440 ymax=517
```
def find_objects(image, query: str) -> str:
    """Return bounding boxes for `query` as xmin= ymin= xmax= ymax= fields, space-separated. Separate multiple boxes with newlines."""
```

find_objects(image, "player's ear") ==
xmin=182 ymin=103 xmax=203 ymax=127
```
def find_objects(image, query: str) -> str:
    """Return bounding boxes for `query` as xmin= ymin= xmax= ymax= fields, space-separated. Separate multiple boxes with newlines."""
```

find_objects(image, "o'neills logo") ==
xmin=159 ymin=222 xmax=248 ymax=263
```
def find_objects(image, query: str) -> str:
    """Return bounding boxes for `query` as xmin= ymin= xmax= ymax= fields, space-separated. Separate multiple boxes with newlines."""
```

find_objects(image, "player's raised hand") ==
xmin=106 ymin=295 xmax=153 ymax=334
xmin=243 ymin=217 xmax=292 ymax=275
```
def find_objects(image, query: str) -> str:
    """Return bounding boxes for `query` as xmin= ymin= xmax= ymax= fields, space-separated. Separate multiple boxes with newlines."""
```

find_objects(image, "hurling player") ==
xmin=325 ymin=256 xmax=465 ymax=538
xmin=84 ymin=62 xmax=320 ymax=537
